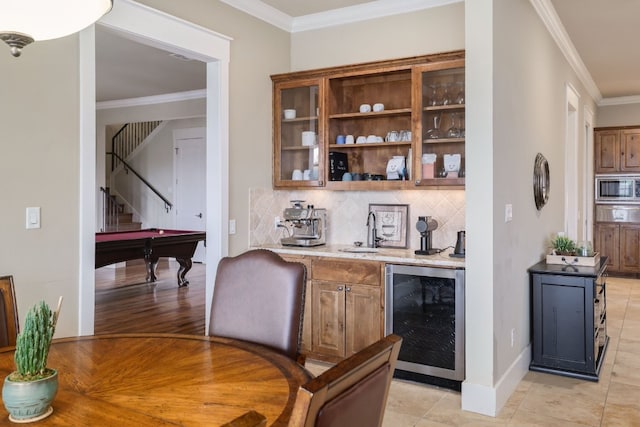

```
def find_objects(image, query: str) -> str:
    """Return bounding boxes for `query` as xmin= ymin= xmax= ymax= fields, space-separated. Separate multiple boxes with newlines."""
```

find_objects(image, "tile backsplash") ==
xmin=249 ymin=188 xmax=465 ymax=252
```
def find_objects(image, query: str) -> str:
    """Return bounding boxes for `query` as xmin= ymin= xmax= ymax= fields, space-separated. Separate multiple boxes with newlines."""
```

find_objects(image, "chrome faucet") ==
xmin=366 ymin=211 xmax=378 ymax=248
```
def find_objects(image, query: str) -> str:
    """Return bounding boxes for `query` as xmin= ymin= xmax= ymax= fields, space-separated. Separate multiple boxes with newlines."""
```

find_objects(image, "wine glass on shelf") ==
xmin=455 ymin=81 xmax=465 ymax=105
xmin=427 ymin=84 xmax=439 ymax=106
xmin=426 ymin=113 xmax=443 ymax=139
xmin=441 ymin=83 xmax=453 ymax=106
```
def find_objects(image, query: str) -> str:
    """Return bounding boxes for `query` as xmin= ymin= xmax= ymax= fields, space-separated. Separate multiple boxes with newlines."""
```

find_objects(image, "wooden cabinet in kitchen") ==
xmin=271 ymin=51 xmax=465 ymax=190
xmin=595 ymin=127 xmax=640 ymax=173
xmin=310 ymin=257 xmax=383 ymax=363
xmin=528 ymin=259 xmax=608 ymax=381
xmin=414 ymin=62 xmax=465 ymax=186
xmin=279 ymin=254 xmax=313 ymax=355
xmin=273 ymin=78 xmax=324 ymax=188
xmin=595 ymin=223 xmax=620 ymax=271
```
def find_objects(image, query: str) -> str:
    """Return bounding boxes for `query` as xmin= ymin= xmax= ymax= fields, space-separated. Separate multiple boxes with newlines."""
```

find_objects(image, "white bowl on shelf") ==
xmin=284 ymin=109 xmax=296 ymax=119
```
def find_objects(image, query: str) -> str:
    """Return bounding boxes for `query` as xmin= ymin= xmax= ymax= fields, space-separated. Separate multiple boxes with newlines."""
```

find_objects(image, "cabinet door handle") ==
xmin=337 ymin=286 xmax=344 ymax=291
xmin=346 ymin=287 xmax=351 ymax=292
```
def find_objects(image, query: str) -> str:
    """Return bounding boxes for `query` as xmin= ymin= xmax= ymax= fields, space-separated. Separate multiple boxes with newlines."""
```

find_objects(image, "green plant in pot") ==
xmin=551 ymin=235 xmax=577 ymax=256
xmin=2 ymin=298 xmax=62 ymax=423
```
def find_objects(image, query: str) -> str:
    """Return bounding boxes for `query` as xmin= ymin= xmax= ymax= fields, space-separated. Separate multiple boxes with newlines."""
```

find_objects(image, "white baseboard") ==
xmin=461 ymin=344 xmax=531 ymax=416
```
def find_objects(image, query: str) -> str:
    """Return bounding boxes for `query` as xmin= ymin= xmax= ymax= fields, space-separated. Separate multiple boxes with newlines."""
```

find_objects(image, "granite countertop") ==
xmin=255 ymin=244 xmax=465 ymax=269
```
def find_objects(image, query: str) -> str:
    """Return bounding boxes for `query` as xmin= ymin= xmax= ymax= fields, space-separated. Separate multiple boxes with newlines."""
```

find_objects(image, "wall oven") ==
xmin=595 ymin=174 xmax=640 ymax=204
xmin=385 ymin=264 xmax=465 ymax=387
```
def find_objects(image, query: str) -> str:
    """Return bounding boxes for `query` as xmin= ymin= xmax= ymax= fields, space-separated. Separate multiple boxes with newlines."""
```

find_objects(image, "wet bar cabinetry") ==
xmin=528 ymin=259 xmax=608 ymax=381
xmin=271 ymin=51 xmax=465 ymax=190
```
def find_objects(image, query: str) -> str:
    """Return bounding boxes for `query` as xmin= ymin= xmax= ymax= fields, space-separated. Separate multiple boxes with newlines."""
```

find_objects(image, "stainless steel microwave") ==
xmin=595 ymin=174 xmax=640 ymax=204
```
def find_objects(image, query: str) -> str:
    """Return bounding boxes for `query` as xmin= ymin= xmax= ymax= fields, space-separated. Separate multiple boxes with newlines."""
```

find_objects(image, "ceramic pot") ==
xmin=2 ymin=369 xmax=58 ymax=423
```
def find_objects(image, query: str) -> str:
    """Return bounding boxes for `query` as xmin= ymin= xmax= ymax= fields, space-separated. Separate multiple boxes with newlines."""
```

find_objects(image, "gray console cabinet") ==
xmin=528 ymin=258 xmax=608 ymax=381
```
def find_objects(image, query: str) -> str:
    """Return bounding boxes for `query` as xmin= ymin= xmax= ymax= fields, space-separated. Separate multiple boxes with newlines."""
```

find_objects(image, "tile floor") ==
xmin=307 ymin=276 xmax=640 ymax=426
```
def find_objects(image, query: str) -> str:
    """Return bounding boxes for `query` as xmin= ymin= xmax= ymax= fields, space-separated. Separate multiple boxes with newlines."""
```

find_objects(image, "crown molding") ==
xmin=219 ymin=0 xmax=292 ymax=31
xmin=598 ymin=95 xmax=640 ymax=107
xmin=96 ymin=89 xmax=206 ymax=110
xmin=220 ymin=0 xmax=461 ymax=33
xmin=291 ymin=0 xmax=462 ymax=32
xmin=529 ymin=0 xmax=601 ymax=103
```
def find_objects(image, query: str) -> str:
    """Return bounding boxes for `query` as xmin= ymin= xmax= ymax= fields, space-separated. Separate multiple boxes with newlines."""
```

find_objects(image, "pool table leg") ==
xmin=145 ymin=258 xmax=159 ymax=283
xmin=176 ymin=258 xmax=193 ymax=287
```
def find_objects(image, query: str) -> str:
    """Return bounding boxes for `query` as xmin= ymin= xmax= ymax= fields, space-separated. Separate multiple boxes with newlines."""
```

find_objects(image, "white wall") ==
xmin=291 ymin=3 xmax=465 ymax=70
xmin=597 ymin=103 xmax=640 ymax=127
xmin=461 ymin=0 xmax=598 ymax=416
xmin=0 ymin=37 xmax=82 ymax=337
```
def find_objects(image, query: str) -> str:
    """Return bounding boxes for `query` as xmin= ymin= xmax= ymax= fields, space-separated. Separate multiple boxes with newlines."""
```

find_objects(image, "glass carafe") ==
xmin=426 ymin=113 xmax=443 ymax=139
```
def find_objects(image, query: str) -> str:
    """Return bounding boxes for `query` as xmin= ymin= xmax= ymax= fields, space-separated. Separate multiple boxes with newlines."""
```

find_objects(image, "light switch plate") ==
xmin=505 ymin=204 xmax=513 ymax=222
xmin=26 ymin=207 xmax=41 ymax=229
xmin=229 ymin=219 xmax=236 ymax=235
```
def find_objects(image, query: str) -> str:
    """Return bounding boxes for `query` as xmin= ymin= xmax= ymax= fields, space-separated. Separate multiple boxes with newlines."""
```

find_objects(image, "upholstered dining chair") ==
xmin=0 ymin=275 xmax=20 ymax=348
xmin=209 ymin=249 xmax=307 ymax=363
xmin=287 ymin=334 xmax=402 ymax=427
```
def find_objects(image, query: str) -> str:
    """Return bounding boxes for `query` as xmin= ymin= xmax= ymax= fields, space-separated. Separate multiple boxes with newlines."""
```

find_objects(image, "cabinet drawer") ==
xmin=311 ymin=258 xmax=380 ymax=285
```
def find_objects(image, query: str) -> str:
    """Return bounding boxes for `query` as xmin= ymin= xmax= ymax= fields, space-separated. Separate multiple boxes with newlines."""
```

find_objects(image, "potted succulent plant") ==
xmin=551 ymin=235 xmax=576 ymax=255
xmin=2 ymin=298 xmax=62 ymax=423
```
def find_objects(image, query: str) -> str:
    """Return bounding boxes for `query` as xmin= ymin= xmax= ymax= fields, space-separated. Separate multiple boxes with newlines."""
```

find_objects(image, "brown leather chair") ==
xmin=0 ymin=275 xmax=19 ymax=348
xmin=209 ymin=249 xmax=306 ymax=363
xmin=288 ymin=334 xmax=402 ymax=427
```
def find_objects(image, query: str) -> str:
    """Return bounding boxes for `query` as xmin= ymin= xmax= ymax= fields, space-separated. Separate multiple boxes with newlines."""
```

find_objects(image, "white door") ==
xmin=175 ymin=127 xmax=206 ymax=263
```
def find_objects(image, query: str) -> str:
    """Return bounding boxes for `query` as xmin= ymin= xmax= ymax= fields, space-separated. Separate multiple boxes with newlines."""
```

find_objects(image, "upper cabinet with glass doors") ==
xmin=273 ymin=78 xmax=324 ymax=188
xmin=271 ymin=51 xmax=465 ymax=190
xmin=413 ymin=60 xmax=465 ymax=187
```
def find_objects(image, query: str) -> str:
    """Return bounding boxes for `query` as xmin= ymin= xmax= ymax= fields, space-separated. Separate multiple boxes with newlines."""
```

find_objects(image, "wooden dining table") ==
xmin=0 ymin=333 xmax=312 ymax=426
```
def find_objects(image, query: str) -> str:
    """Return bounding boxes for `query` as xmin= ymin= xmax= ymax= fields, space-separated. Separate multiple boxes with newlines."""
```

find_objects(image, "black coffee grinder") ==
xmin=415 ymin=216 xmax=439 ymax=255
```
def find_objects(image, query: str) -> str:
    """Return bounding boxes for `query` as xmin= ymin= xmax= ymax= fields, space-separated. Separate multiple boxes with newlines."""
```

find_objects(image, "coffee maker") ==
xmin=280 ymin=201 xmax=327 ymax=247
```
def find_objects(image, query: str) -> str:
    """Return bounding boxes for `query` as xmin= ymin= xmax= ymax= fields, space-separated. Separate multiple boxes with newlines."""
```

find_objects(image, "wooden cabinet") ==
xmin=595 ymin=222 xmax=640 ymax=274
xmin=595 ymin=223 xmax=620 ymax=271
xmin=310 ymin=257 xmax=383 ymax=362
xmin=595 ymin=127 xmax=640 ymax=173
xmin=414 ymin=63 xmax=466 ymax=186
xmin=271 ymin=51 xmax=465 ymax=190
xmin=279 ymin=254 xmax=313 ymax=354
xmin=273 ymin=78 xmax=324 ymax=188
xmin=528 ymin=259 xmax=608 ymax=381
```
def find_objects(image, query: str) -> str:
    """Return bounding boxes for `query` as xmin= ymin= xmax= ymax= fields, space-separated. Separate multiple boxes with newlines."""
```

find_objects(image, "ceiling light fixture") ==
xmin=0 ymin=0 xmax=113 ymax=57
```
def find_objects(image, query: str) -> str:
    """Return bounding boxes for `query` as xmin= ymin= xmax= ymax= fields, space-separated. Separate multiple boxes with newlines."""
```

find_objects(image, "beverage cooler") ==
xmin=385 ymin=264 xmax=465 ymax=388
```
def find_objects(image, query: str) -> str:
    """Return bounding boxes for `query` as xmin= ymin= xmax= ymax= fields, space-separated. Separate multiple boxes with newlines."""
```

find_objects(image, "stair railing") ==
xmin=99 ymin=187 xmax=121 ymax=232
xmin=107 ymin=151 xmax=173 ymax=213
xmin=111 ymin=121 xmax=162 ymax=171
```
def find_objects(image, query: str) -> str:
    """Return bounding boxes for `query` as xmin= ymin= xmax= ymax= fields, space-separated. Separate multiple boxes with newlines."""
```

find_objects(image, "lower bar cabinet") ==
xmin=528 ymin=258 xmax=608 ymax=381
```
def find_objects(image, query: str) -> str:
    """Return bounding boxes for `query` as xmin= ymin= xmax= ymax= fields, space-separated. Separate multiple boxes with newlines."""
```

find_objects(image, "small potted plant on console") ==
xmin=2 ymin=298 xmax=62 ymax=423
xmin=550 ymin=235 xmax=576 ymax=255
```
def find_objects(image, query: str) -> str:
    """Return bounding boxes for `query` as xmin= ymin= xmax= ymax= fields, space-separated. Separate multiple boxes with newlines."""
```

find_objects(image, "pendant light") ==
xmin=0 ymin=0 xmax=113 ymax=57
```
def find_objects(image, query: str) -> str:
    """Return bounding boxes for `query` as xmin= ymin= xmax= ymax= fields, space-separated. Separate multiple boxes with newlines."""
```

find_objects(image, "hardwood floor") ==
xmin=95 ymin=260 xmax=206 ymax=335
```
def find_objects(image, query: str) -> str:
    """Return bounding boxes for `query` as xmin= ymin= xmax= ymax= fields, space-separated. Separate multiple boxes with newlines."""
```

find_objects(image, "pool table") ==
xmin=95 ymin=228 xmax=206 ymax=287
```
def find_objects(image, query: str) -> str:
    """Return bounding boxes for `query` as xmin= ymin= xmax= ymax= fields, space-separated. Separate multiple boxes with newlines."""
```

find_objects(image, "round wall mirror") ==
xmin=533 ymin=153 xmax=550 ymax=210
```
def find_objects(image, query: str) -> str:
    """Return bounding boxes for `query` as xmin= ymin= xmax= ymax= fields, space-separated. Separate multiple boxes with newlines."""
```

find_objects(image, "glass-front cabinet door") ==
xmin=273 ymin=78 xmax=324 ymax=188
xmin=413 ymin=61 xmax=465 ymax=187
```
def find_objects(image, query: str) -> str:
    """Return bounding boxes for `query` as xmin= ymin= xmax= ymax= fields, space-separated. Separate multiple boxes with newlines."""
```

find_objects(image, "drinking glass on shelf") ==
xmin=459 ymin=113 xmax=465 ymax=138
xmin=426 ymin=113 xmax=443 ymax=139
xmin=455 ymin=82 xmax=465 ymax=105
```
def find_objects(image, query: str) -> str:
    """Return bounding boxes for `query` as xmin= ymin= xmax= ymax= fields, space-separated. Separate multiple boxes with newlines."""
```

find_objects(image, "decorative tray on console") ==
xmin=545 ymin=252 xmax=600 ymax=267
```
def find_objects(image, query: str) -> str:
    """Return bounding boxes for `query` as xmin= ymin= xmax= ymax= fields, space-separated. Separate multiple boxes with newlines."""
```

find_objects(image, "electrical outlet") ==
xmin=505 ymin=204 xmax=513 ymax=222
xmin=510 ymin=328 xmax=516 ymax=347
xmin=274 ymin=216 xmax=281 ymax=230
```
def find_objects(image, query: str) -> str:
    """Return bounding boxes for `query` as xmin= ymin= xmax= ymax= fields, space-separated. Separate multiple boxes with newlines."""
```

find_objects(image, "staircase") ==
xmin=101 ymin=187 xmax=142 ymax=232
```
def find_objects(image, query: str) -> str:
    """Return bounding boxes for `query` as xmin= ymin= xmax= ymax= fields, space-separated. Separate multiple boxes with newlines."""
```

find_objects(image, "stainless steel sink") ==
xmin=339 ymin=248 xmax=378 ymax=253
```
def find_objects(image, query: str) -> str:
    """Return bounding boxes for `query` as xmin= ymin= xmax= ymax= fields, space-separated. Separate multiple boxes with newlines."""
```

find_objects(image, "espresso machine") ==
xmin=280 ymin=200 xmax=327 ymax=247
